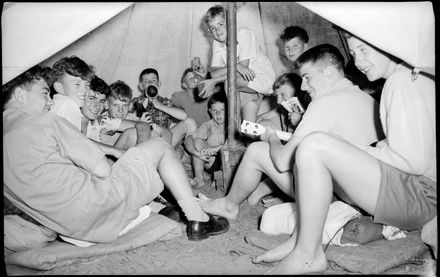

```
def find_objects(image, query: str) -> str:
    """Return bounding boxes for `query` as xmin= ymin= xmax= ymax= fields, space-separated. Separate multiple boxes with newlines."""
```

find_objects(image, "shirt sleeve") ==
xmin=364 ymin=74 xmax=435 ymax=176
xmin=237 ymin=28 xmax=258 ymax=62
xmin=52 ymin=116 xmax=106 ymax=173
xmin=53 ymin=101 xmax=82 ymax=131
xmin=292 ymin=99 xmax=333 ymax=139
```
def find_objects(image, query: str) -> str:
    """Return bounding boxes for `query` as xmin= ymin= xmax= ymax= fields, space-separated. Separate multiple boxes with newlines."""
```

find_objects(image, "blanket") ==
xmin=5 ymin=212 xmax=183 ymax=271
xmin=244 ymin=229 xmax=429 ymax=274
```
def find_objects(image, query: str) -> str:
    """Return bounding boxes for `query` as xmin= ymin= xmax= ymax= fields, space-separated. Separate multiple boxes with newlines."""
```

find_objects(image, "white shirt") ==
xmin=363 ymin=64 xmax=436 ymax=182
xmin=211 ymin=27 xmax=275 ymax=94
xmin=50 ymin=94 xmax=82 ymax=131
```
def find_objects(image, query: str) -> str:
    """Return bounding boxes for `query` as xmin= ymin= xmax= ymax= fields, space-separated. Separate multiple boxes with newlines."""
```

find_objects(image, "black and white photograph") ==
xmin=2 ymin=2 xmax=436 ymax=275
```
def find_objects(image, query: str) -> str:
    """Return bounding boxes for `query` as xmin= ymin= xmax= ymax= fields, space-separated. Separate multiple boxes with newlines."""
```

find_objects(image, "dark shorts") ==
xmin=205 ymin=153 xmax=222 ymax=175
xmin=373 ymin=159 xmax=437 ymax=230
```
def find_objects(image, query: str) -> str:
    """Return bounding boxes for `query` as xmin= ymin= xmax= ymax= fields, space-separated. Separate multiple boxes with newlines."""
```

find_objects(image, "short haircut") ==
xmin=90 ymin=76 xmax=110 ymax=98
xmin=280 ymin=26 xmax=309 ymax=44
xmin=273 ymin=72 xmax=311 ymax=109
xmin=205 ymin=4 xmax=226 ymax=25
xmin=295 ymin=44 xmax=345 ymax=73
xmin=139 ymin=68 xmax=159 ymax=82
xmin=180 ymin=67 xmax=195 ymax=84
xmin=208 ymin=91 xmax=227 ymax=109
xmin=109 ymin=80 xmax=132 ymax=102
xmin=2 ymin=66 xmax=53 ymax=111
xmin=272 ymin=73 xmax=302 ymax=94
xmin=51 ymin=56 xmax=95 ymax=82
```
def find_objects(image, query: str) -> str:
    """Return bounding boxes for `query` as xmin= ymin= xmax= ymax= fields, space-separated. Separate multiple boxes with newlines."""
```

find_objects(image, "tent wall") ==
xmin=39 ymin=2 xmax=346 ymax=99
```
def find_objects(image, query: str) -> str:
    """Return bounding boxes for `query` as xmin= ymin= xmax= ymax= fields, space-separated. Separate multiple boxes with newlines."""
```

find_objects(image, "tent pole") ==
xmin=217 ymin=2 xmax=246 ymax=192
xmin=226 ymin=1 xmax=239 ymax=146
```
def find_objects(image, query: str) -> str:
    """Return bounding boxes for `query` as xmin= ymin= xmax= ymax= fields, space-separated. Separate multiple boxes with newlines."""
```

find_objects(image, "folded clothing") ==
xmin=260 ymin=201 xmax=361 ymax=246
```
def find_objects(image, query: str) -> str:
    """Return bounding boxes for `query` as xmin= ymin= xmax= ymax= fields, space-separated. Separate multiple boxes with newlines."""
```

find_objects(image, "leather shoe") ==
xmin=187 ymin=214 xmax=230 ymax=241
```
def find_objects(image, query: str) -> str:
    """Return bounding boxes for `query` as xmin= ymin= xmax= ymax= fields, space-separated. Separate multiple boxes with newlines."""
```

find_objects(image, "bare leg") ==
xmin=201 ymin=141 xmax=293 ymax=219
xmin=268 ymin=132 xmax=381 ymax=274
xmin=136 ymin=137 xmax=208 ymax=221
xmin=170 ymin=117 xmax=197 ymax=147
xmin=247 ymin=177 xmax=277 ymax=206
xmin=191 ymin=139 xmax=209 ymax=188
xmin=192 ymin=156 xmax=206 ymax=188
xmin=241 ymin=101 xmax=260 ymax=123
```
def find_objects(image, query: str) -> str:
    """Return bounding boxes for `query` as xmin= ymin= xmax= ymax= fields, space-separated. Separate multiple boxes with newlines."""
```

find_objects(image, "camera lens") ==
xmin=146 ymin=85 xmax=158 ymax=97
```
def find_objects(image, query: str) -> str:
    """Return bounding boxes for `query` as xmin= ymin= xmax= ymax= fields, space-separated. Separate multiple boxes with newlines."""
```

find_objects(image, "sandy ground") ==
xmin=6 ymin=180 xmax=436 ymax=275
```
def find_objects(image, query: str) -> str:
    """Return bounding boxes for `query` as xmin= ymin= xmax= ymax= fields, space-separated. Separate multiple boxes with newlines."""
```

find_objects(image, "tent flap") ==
xmin=2 ymin=2 xmax=134 ymax=84
xmin=298 ymin=2 xmax=435 ymax=76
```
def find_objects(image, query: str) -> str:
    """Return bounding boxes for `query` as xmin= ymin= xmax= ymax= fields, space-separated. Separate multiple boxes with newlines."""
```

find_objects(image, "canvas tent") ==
xmin=2 ymin=2 xmax=435 ymax=98
xmin=2 ymin=2 xmax=347 ymax=98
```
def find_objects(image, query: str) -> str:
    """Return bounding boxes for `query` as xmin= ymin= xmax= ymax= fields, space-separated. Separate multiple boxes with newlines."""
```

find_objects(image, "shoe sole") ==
xmin=187 ymin=223 xmax=230 ymax=241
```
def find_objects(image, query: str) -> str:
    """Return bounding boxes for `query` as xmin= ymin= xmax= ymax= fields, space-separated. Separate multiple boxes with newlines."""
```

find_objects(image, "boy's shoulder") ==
xmin=52 ymin=94 xmax=79 ymax=108
xmin=53 ymin=93 xmax=75 ymax=103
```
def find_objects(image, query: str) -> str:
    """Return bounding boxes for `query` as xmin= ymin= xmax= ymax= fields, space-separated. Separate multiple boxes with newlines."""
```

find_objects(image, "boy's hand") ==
xmin=260 ymin=125 xmax=277 ymax=142
xmin=107 ymin=147 xmax=125 ymax=159
xmin=288 ymin=111 xmax=303 ymax=126
xmin=198 ymin=79 xmax=217 ymax=99
xmin=196 ymin=151 xmax=211 ymax=162
xmin=237 ymin=64 xmax=255 ymax=82
xmin=200 ymin=147 xmax=218 ymax=157
xmin=140 ymin=112 xmax=153 ymax=124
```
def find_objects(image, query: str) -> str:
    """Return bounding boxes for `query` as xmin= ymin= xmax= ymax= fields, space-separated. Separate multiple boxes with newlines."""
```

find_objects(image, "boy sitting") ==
xmin=50 ymin=55 xmax=95 ymax=130
xmin=184 ymin=92 xmax=227 ymax=188
xmin=100 ymin=80 xmax=172 ymax=149
xmin=170 ymin=67 xmax=211 ymax=128
xmin=197 ymin=4 xmax=276 ymax=123
xmin=256 ymin=72 xmax=310 ymax=133
xmin=129 ymin=68 xmax=197 ymax=147
xmin=3 ymin=65 xmax=229 ymax=242
xmin=279 ymin=26 xmax=310 ymax=69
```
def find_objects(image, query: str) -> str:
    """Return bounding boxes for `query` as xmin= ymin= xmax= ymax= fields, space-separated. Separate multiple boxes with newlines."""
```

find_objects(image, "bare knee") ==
xmin=296 ymin=132 xmax=333 ymax=161
xmin=183 ymin=117 xmax=197 ymax=133
xmin=243 ymin=141 xmax=269 ymax=162
xmin=139 ymin=136 xmax=172 ymax=153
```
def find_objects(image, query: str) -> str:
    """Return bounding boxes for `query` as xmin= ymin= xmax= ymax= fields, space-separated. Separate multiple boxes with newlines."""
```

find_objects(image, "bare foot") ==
xmin=247 ymin=188 xmax=264 ymax=206
xmin=247 ymin=179 xmax=275 ymax=206
xmin=192 ymin=176 xmax=205 ymax=189
xmin=265 ymin=244 xmax=328 ymax=275
xmin=200 ymin=197 xmax=239 ymax=220
xmin=253 ymin=233 xmax=297 ymax=264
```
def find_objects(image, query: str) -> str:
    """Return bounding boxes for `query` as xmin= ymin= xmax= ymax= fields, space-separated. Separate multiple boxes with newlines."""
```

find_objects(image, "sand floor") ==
xmin=5 ymin=181 xmax=436 ymax=275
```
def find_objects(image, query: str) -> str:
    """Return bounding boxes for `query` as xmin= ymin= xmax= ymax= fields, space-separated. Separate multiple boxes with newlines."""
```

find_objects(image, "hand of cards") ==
xmin=240 ymin=120 xmax=292 ymax=141
xmin=280 ymin=97 xmax=305 ymax=113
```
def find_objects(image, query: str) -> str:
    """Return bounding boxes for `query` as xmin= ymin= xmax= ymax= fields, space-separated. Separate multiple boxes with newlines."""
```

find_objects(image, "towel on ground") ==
xmin=244 ymin=229 xmax=428 ymax=274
